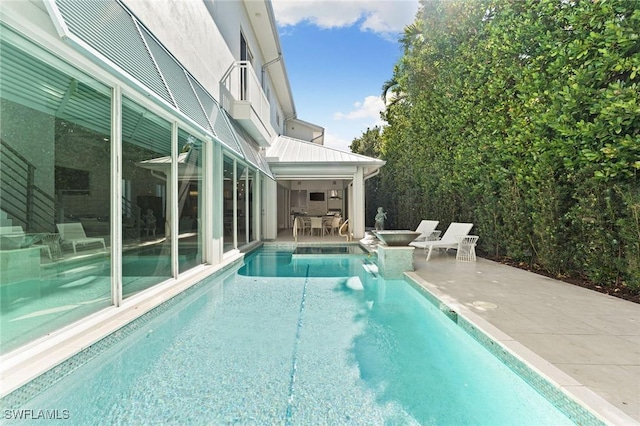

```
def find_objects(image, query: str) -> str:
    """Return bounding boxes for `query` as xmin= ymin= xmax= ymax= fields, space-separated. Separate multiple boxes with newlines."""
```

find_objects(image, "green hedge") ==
xmin=355 ymin=0 xmax=640 ymax=290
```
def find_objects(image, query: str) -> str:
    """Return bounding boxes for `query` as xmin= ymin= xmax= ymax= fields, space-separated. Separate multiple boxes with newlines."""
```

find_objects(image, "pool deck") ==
xmin=408 ymin=249 xmax=640 ymax=425
xmin=273 ymin=229 xmax=640 ymax=424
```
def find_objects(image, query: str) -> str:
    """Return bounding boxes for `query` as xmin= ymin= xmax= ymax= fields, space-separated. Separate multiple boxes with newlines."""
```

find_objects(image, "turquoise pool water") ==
xmin=8 ymin=248 xmax=575 ymax=425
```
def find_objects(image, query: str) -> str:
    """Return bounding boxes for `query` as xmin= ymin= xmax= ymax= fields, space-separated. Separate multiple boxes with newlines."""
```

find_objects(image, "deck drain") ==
xmin=472 ymin=301 xmax=498 ymax=310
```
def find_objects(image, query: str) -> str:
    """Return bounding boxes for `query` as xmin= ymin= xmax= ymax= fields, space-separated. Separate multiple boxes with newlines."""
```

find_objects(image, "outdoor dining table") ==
xmin=293 ymin=215 xmax=338 ymax=237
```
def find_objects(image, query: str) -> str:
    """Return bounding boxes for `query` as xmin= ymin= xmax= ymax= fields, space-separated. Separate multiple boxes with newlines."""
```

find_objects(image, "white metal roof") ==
xmin=266 ymin=136 xmax=384 ymax=165
xmin=265 ymin=136 xmax=385 ymax=179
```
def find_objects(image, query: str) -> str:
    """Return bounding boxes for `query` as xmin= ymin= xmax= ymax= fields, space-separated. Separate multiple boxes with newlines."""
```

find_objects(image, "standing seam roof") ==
xmin=266 ymin=136 xmax=385 ymax=165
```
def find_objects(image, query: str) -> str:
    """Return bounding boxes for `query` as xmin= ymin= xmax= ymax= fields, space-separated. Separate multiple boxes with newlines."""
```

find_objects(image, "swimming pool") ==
xmin=2 ymin=247 xmax=586 ymax=424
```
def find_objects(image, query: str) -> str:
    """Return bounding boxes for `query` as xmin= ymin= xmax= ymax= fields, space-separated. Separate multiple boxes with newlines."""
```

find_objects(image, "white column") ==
xmin=262 ymin=177 xmax=278 ymax=240
xmin=244 ymin=169 xmax=249 ymax=244
xmin=352 ymin=167 xmax=365 ymax=239
xmin=254 ymin=172 xmax=261 ymax=241
xmin=170 ymin=122 xmax=179 ymax=277
xmin=110 ymin=85 xmax=122 ymax=307
xmin=232 ymin=159 xmax=237 ymax=250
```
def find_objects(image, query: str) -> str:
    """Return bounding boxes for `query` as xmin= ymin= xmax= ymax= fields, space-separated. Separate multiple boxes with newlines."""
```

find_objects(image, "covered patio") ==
xmin=263 ymin=136 xmax=385 ymax=241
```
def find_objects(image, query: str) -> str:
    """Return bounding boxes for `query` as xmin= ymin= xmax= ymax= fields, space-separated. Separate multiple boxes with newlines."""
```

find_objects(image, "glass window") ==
xmin=0 ymin=38 xmax=111 ymax=353
xmin=121 ymin=97 xmax=172 ymax=297
xmin=177 ymin=130 xmax=203 ymax=273
xmin=237 ymin=164 xmax=248 ymax=245
xmin=223 ymin=156 xmax=235 ymax=252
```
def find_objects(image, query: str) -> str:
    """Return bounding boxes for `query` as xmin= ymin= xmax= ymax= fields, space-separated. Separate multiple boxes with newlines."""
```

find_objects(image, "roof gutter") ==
xmin=364 ymin=168 xmax=381 ymax=180
xmin=263 ymin=0 xmax=296 ymax=118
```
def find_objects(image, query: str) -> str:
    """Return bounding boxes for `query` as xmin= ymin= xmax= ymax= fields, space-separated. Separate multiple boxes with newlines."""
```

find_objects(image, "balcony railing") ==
xmin=220 ymin=61 xmax=274 ymax=145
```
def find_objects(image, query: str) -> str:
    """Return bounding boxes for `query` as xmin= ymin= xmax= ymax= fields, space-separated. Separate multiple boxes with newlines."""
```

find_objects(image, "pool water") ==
xmin=12 ymin=248 xmax=574 ymax=425
xmin=238 ymin=249 xmax=371 ymax=277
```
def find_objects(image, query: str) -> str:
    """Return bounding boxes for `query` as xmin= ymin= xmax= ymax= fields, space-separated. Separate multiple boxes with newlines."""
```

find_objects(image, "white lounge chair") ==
xmin=56 ymin=222 xmax=106 ymax=253
xmin=410 ymin=220 xmax=440 ymax=243
xmin=0 ymin=226 xmax=52 ymax=258
xmin=411 ymin=222 xmax=474 ymax=261
xmin=0 ymin=226 xmax=25 ymax=246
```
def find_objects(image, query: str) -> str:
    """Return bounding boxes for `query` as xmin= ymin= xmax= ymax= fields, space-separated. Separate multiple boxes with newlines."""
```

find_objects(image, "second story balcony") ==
xmin=220 ymin=61 xmax=275 ymax=147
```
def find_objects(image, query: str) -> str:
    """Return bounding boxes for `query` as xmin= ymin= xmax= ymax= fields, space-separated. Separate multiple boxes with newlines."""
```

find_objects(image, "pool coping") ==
xmin=404 ymin=271 xmax=638 ymax=426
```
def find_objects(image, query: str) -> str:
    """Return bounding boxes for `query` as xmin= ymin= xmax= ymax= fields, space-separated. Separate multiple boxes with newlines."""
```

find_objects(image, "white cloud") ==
xmin=334 ymin=95 xmax=385 ymax=124
xmin=272 ymin=0 xmax=419 ymax=35
xmin=323 ymin=131 xmax=352 ymax=153
xmin=324 ymin=95 xmax=386 ymax=152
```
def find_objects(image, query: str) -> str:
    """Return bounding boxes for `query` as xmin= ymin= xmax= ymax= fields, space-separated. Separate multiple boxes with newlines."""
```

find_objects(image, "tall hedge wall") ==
xmin=358 ymin=0 xmax=639 ymax=290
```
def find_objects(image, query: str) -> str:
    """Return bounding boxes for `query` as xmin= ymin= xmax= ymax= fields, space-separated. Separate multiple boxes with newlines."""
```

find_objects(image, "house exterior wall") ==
xmin=123 ymin=0 xmax=288 ymax=138
xmin=0 ymin=0 xmax=294 ymax=364
xmin=0 ymin=0 xmax=376 ymax=375
xmin=121 ymin=0 xmax=244 ymax=107
xmin=286 ymin=119 xmax=324 ymax=144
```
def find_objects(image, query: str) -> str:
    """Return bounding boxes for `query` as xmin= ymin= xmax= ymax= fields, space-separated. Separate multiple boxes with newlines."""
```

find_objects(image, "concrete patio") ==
xmin=408 ymin=249 xmax=640 ymax=425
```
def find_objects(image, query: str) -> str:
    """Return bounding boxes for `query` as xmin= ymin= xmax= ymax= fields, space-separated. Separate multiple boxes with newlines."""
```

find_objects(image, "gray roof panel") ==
xmin=56 ymin=0 xmax=173 ymax=105
xmin=51 ymin=0 xmax=271 ymax=174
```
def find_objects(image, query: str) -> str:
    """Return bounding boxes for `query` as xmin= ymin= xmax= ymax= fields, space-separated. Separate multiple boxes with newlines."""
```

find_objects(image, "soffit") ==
xmin=244 ymin=0 xmax=295 ymax=118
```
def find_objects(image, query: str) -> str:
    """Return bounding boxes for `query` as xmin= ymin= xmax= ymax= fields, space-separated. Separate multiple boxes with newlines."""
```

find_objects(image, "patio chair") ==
xmin=324 ymin=216 xmax=341 ymax=236
xmin=56 ymin=222 xmax=106 ymax=253
xmin=310 ymin=217 xmax=324 ymax=237
xmin=0 ymin=226 xmax=52 ymax=258
xmin=293 ymin=217 xmax=304 ymax=242
xmin=300 ymin=217 xmax=311 ymax=235
xmin=410 ymin=220 xmax=440 ymax=244
xmin=411 ymin=222 xmax=474 ymax=261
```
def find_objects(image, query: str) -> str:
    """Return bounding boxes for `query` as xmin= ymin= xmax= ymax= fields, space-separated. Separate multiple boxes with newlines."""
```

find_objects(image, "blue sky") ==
xmin=272 ymin=1 xmax=421 ymax=152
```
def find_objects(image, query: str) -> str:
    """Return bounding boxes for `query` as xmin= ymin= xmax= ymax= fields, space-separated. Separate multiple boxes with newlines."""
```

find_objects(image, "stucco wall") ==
xmin=286 ymin=121 xmax=324 ymax=143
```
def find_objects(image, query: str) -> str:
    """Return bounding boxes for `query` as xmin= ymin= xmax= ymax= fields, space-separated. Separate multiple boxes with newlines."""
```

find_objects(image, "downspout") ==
xmin=261 ymin=54 xmax=282 ymax=87
xmin=364 ymin=168 xmax=381 ymax=181
xmin=282 ymin=114 xmax=296 ymax=137
xmin=310 ymin=128 xmax=325 ymax=144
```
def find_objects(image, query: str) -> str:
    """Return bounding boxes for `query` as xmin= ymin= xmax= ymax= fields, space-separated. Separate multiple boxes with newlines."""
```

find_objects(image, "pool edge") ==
xmin=404 ymin=271 xmax=638 ymax=426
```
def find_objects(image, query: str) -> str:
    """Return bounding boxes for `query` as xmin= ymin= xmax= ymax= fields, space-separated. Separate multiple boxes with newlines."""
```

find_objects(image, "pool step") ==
xmin=362 ymin=263 xmax=379 ymax=277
